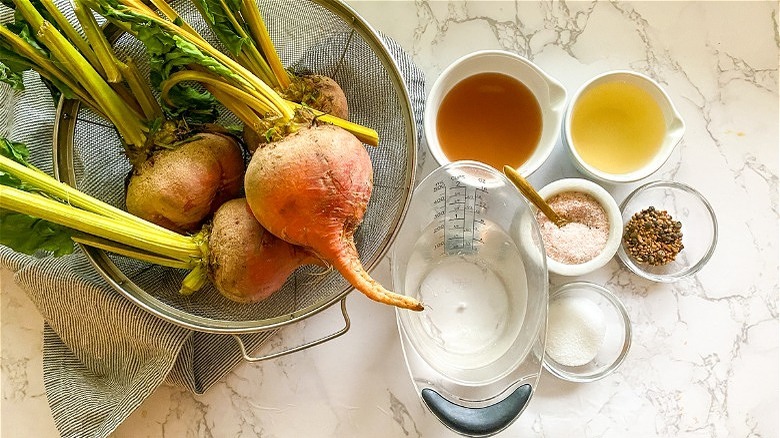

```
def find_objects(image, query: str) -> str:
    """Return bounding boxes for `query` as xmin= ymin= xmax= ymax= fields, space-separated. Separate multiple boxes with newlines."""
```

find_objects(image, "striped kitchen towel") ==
xmin=3 ymin=245 xmax=276 ymax=437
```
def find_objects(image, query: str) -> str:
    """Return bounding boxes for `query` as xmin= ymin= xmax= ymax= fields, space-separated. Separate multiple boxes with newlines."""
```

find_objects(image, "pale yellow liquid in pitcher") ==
xmin=570 ymin=81 xmax=666 ymax=174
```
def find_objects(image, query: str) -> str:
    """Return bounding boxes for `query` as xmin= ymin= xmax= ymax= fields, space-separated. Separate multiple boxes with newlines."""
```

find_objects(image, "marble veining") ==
xmin=1 ymin=1 xmax=778 ymax=437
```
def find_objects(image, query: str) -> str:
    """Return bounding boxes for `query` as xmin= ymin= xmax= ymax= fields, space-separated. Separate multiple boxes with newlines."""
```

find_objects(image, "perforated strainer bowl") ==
xmin=52 ymin=0 xmax=417 ymax=356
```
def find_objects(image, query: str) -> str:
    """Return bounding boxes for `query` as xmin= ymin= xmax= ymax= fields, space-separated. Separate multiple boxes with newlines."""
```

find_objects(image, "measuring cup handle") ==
xmin=421 ymin=384 xmax=532 ymax=437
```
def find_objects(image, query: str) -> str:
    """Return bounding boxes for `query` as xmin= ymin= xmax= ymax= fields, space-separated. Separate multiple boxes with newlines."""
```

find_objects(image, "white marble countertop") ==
xmin=2 ymin=1 xmax=778 ymax=437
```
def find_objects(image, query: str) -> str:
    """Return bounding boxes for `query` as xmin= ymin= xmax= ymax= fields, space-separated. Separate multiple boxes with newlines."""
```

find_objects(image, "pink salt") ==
xmin=536 ymin=191 xmax=609 ymax=265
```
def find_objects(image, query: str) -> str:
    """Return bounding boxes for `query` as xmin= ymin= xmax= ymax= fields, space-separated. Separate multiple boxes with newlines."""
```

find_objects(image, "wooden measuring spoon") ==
xmin=503 ymin=165 xmax=568 ymax=228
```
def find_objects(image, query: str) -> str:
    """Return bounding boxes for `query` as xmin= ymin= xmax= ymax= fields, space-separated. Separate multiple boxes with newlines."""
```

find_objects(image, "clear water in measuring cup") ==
xmin=403 ymin=177 xmax=529 ymax=372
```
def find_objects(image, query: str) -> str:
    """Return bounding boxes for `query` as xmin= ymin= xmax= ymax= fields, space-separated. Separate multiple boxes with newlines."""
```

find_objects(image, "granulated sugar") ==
xmin=536 ymin=191 xmax=609 ymax=265
xmin=546 ymin=296 xmax=606 ymax=367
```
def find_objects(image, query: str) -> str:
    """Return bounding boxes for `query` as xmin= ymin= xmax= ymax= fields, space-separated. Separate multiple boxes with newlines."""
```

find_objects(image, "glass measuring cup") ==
xmin=391 ymin=161 xmax=548 ymax=437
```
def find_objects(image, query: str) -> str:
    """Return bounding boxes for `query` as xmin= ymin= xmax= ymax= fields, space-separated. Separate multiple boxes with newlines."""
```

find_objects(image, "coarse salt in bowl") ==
xmin=536 ymin=178 xmax=622 ymax=276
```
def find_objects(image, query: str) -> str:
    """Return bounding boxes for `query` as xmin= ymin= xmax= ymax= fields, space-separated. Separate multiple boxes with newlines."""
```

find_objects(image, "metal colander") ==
xmin=52 ymin=0 xmax=417 ymax=339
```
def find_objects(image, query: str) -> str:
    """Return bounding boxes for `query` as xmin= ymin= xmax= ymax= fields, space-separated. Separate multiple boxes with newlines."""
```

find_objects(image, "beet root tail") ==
xmin=351 ymin=264 xmax=424 ymax=311
xmin=328 ymin=241 xmax=424 ymax=311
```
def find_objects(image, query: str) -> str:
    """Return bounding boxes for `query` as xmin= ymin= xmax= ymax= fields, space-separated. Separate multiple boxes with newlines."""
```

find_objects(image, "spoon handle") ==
xmin=503 ymin=165 xmax=568 ymax=228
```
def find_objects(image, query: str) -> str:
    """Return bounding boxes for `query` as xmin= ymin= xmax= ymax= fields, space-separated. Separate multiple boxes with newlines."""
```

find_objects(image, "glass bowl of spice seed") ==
xmin=617 ymin=180 xmax=718 ymax=282
xmin=536 ymin=178 xmax=623 ymax=276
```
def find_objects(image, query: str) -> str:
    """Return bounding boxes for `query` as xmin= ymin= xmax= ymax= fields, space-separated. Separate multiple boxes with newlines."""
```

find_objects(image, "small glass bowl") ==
xmin=543 ymin=281 xmax=632 ymax=383
xmin=617 ymin=180 xmax=718 ymax=282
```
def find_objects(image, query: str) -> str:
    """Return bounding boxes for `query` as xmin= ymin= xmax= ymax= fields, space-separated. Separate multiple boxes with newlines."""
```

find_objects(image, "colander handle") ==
xmin=232 ymin=297 xmax=351 ymax=362
xmin=421 ymin=384 xmax=533 ymax=437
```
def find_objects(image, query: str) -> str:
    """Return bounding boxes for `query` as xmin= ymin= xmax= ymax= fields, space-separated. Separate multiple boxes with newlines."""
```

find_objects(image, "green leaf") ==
xmin=136 ymin=30 xmax=232 ymax=124
xmin=83 ymin=3 xmax=227 ymax=124
xmin=191 ymin=0 xmax=249 ymax=56
xmin=0 ymin=42 xmax=32 ymax=69
xmin=0 ymin=209 xmax=75 ymax=256
xmin=0 ymin=61 xmax=25 ymax=91
xmin=5 ymin=18 xmax=50 ymax=58
xmin=163 ymin=84 xmax=218 ymax=124
xmin=0 ymin=137 xmax=76 ymax=257
xmin=92 ymin=2 xmax=246 ymax=84
xmin=0 ymin=20 xmax=40 ymax=92
xmin=0 ymin=137 xmax=30 ymax=164
xmin=219 ymin=123 xmax=243 ymax=137
xmin=0 ymin=65 xmax=24 ymax=90
xmin=0 ymin=138 xmax=39 ymax=191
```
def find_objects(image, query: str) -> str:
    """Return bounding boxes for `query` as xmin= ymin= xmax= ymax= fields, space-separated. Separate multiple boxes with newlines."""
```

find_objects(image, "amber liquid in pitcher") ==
xmin=436 ymin=72 xmax=543 ymax=170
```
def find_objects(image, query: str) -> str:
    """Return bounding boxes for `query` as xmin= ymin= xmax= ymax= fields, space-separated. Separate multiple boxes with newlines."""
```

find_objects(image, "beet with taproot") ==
xmin=244 ymin=124 xmax=423 ymax=311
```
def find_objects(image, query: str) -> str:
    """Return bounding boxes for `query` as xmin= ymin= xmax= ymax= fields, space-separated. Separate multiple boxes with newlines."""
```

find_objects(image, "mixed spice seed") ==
xmin=623 ymin=206 xmax=683 ymax=266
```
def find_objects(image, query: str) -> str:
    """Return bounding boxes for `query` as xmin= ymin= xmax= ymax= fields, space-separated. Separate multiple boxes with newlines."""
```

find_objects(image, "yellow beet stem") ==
xmin=235 ymin=51 xmax=277 ymax=88
xmin=149 ymin=0 xmax=274 ymax=90
xmin=92 ymin=0 xmax=378 ymax=140
xmin=180 ymin=263 xmax=209 ymax=295
xmin=219 ymin=0 xmax=279 ymax=88
xmin=120 ymin=0 xmax=155 ymax=14
xmin=0 ymin=26 xmax=99 ymax=110
xmin=0 ymin=156 xmax=186 ymax=242
xmin=112 ymin=6 xmax=294 ymax=121
xmin=180 ymin=230 xmax=210 ymax=295
xmin=72 ymin=235 xmax=194 ymax=269
xmin=286 ymin=101 xmax=379 ymax=146
xmin=119 ymin=58 xmax=165 ymax=120
xmin=38 ymin=0 xmax=103 ymax=72
xmin=36 ymin=21 xmax=148 ymax=147
xmin=203 ymin=85 xmax=268 ymax=135
xmin=72 ymin=0 xmax=121 ymax=82
xmin=1 ymin=127 xmax=221 ymax=296
xmin=12 ymin=0 xmax=44 ymax=33
xmin=0 ymin=186 xmax=200 ymax=262
xmin=15 ymin=0 xmax=140 ymax=127
xmin=239 ymin=0 xmax=291 ymax=89
xmin=144 ymin=0 xmax=200 ymax=37
xmin=160 ymin=70 xmax=278 ymax=116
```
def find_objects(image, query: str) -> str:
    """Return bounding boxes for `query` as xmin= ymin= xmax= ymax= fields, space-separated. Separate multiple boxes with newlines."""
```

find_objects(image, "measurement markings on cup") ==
xmin=433 ymin=175 xmax=490 ymax=255
xmin=447 ymin=184 xmax=466 ymax=253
